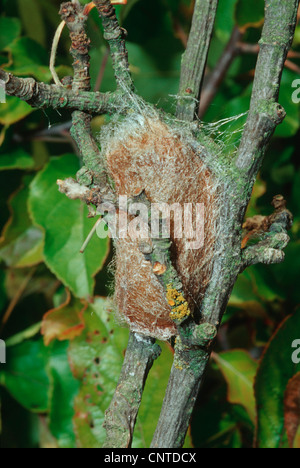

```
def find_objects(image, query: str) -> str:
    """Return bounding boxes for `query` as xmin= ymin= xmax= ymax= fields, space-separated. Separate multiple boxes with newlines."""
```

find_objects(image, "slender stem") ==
xmin=176 ymin=0 xmax=219 ymax=121
xmin=151 ymin=339 xmax=210 ymax=448
xmin=0 ymin=69 xmax=127 ymax=114
xmin=93 ymin=0 xmax=134 ymax=91
xmin=60 ymin=1 xmax=105 ymax=177
xmin=103 ymin=332 xmax=161 ymax=448
xmin=49 ymin=20 xmax=66 ymax=86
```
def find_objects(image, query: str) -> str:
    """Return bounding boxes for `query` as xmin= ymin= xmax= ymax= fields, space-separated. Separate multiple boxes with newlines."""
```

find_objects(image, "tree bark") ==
xmin=177 ymin=0 xmax=219 ymax=121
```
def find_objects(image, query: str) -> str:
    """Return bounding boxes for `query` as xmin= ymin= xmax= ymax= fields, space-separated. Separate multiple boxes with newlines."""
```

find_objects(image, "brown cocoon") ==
xmin=104 ymin=117 xmax=218 ymax=340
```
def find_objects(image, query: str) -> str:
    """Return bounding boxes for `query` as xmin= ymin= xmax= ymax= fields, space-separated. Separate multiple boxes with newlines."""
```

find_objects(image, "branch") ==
xmin=103 ymin=332 xmax=161 ymax=448
xmin=176 ymin=0 xmax=219 ymax=121
xmin=60 ymin=1 xmax=106 ymax=181
xmin=60 ymin=1 xmax=91 ymax=92
xmin=151 ymin=339 xmax=211 ymax=448
xmin=93 ymin=0 xmax=134 ymax=91
xmin=236 ymin=0 xmax=300 ymax=176
xmin=241 ymin=195 xmax=293 ymax=270
xmin=0 ymin=69 xmax=127 ymax=114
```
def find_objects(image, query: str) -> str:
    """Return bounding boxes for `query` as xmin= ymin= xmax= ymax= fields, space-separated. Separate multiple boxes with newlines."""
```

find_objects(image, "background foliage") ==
xmin=0 ymin=0 xmax=299 ymax=448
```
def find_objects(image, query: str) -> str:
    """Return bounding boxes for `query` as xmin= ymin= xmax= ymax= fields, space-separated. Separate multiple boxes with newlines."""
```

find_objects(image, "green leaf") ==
xmin=69 ymin=297 xmax=129 ymax=448
xmin=5 ymin=37 xmax=51 ymax=82
xmin=0 ymin=148 xmax=35 ymax=171
xmin=191 ymin=396 xmax=243 ymax=448
xmin=0 ymin=268 xmax=6 ymax=313
xmin=284 ymin=372 xmax=300 ymax=448
xmin=29 ymin=154 xmax=110 ymax=299
xmin=132 ymin=341 xmax=174 ymax=448
xmin=120 ymin=0 xmax=141 ymax=22
xmin=0 ymin=336 xmax=79 ymax=447
xmin=235 ymin=0 xmax=265 ymax=29
xmin=0 ymin=17 xmax=21 ymax=50
xmin=42 ymin=291 xmax=86 ymax=345
xmin=6 ymin=322 xmax=41 ymax=347
xmin=0 ymin=339 xmax=50 ymax=412
xmin=69 ymin=296 xmax=175 ymax=448
xmin=213 ymin=350 xmax=258 ymax=423
xmin=0 ymin=175 xmax=44 ymax=268
xmin=254 ymin=311 xmax=300 ymax=448
xmin=0 ymin=96 xmax=33 ymax=125
xmin=17 ymin=0 xmax=46 ymax=47
xmin=48 ymin=341 xmax=79 ymax=448
xmin=270 ymin=242 xmax=300 ymax=306
xmin=293 ymin=424 xmax=300 ymax=448
xmin=229 ymin=270 xmax=266 ymax=318
xmin=215 ymin=0 xmax=239 ymax=42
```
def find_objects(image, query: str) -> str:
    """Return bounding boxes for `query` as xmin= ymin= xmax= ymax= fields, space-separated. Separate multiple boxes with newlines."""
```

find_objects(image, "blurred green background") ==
xmin=0 ymin=0 xmax=299 ymax=448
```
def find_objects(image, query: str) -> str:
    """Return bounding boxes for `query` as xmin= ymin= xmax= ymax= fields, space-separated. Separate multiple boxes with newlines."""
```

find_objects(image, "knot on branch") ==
xmin=257 ymin=100 xmax=286 ymax=125
xmin=60 ymin=2 xmax=88 ymax=32
xmin=179 ymin=322 xmax=217 ymax=348
xmin=1 ymin=72 xmax=36 ymax=101
xmin=94 ymin=0 xmax=117 ymax=18
xmin=173 ymin=335 xmax=211 ymax=373
xmin=57 ymin=177 xmax=115 ymax=207
xmin=70 ymin=31 xmax=91 ymax=55
xmin=241 ymin=194 xmax=293 ymax=270
xmin=103 ymin=27 xmax=127 ymax=42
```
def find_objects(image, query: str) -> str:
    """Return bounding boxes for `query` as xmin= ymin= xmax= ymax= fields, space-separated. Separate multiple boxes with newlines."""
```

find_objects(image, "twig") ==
xmin=103 ymin=332 xmax=161 ymax=448
xmin=80 ymin=217 xmax=103 ymax=253
xmin=151 ymin=341 xmax=210 ymax=448
xmin=93 ymin=0 xmax=134 ymax=91
xmin=176 ymin=0 xmax=219 ymax=121
xmin=50 ymin=20 xmax=66 ymax=86
xmin=284 ymin=59 xmax=300 ymax=75
xmin=60 ymin=1 xmax=107 ymax=179
xmin=0 ymin=69 xmax=128 ymax=115
xmin=241 ymin=195 xmax=293 ymax=270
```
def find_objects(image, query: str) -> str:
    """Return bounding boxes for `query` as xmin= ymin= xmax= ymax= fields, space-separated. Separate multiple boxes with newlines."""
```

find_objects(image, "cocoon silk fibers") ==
xmin=100 ymin=111 xmax=219 ymax=341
